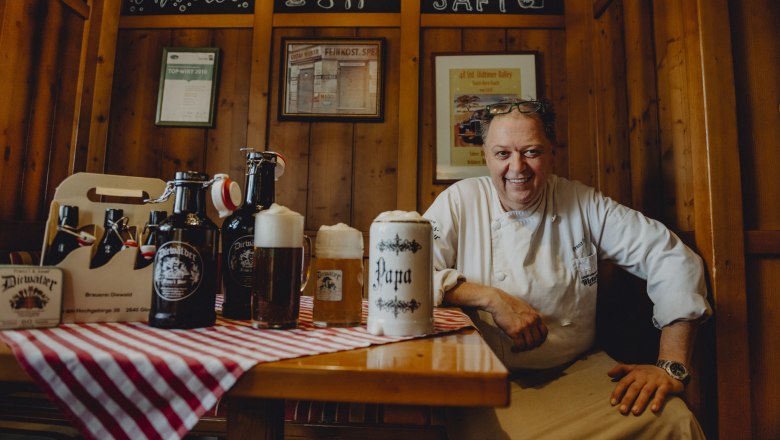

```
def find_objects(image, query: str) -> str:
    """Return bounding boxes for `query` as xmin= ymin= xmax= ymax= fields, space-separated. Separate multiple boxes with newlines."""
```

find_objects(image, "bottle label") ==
xmin=153 ymin=241 xmax=203 ymax=301
xmin=315 ymin=269 xmax=342 ymax=301
xmin=227 ymin=235 xmax=254 ymax=287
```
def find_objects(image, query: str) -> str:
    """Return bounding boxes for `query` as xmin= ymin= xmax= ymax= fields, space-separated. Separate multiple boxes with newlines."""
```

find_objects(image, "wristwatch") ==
xmin=656 ymin=359 xmax=691 ymax=385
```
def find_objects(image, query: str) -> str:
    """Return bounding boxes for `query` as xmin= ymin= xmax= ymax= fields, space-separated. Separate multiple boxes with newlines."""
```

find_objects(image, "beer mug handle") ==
xmin=300 ymin=235 xmax=312 ymax=291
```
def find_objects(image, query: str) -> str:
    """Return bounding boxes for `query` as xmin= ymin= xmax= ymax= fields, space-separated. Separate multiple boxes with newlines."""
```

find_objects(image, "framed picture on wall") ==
xmin=279 ymin=37 xmax=385 ymax=122
xmin=155 ymin=47 xmax=220 ymax=127
xmin=433 ymin=52 xmax=538 ymax=183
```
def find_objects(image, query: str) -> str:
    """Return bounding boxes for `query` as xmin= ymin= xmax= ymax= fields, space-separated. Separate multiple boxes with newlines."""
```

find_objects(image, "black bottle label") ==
xmin=153 ymin=241 xmax=203 ymax=301
xmin=227 ymin=234 xmax=254 ymax=288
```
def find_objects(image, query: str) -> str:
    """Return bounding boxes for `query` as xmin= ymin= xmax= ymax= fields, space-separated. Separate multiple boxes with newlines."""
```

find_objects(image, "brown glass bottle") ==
xmin=43 ymin=205 xmax=81 ymax=266
xmin=90 ymin=208 xmax=126 ymax=268
xmin=221 ymin=152 xmax=277 ymax=319
xmin=136 ymin=210 xmax=167 ymax=269
xmin=149 ymin=171 xmax=220 ymax=329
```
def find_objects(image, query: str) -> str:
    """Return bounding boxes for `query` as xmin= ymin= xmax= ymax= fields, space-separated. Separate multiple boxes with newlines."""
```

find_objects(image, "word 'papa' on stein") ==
xmin=252 ymin=203 xmax=310 ymax=329
xmin=367 ymin=211 xmax=433 ymax=336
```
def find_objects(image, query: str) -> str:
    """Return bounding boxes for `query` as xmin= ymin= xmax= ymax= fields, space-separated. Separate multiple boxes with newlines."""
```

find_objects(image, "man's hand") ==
xmin=486 ymin=289 xmax=548 ymax=351
xmin=607 ymin=363 xmax=685 ymax=415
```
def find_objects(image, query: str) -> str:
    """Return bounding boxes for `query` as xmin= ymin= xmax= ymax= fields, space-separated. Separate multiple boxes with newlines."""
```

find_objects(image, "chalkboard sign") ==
xmin=121 ymin=0 xmax=255 ymax=16
xmin=421 ymin=0 xmax=563 ymax=15
xmin=273 ymin=0 xmax=400 ymax=13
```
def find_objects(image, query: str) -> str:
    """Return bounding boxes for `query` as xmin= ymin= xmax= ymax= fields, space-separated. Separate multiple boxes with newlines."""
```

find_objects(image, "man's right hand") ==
xmin=443 ymin=282 xmax=548 ymax=351
xmin=486 ymin=288 xmax=548 ymax=351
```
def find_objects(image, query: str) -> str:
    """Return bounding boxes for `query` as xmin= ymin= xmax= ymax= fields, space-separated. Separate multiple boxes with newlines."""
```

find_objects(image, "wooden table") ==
xmin=0 ymin=328 xmax=509 ymax=439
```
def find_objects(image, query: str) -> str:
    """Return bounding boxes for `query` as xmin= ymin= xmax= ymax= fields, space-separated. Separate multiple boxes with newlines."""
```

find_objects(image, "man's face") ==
xmin=482 ymin=111 xmax=554 ymax=211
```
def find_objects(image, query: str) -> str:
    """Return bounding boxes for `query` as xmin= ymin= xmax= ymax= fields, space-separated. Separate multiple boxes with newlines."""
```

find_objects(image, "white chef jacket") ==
xmin=424 ymin=175 xmax=711 ymax=369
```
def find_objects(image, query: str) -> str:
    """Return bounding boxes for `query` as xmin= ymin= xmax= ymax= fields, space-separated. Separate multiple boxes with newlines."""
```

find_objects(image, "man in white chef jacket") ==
xmin=424 ymin=100 xmax=711 ymax=439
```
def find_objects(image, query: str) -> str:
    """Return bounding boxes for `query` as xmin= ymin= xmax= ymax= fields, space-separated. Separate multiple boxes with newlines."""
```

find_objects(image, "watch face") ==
xmin=668 ymin=362 xmax=688 ymax=379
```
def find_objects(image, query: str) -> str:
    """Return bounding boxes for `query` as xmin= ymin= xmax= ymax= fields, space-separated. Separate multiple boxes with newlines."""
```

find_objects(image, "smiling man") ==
xmin=424 ymin=99 xmax=711 ymax=439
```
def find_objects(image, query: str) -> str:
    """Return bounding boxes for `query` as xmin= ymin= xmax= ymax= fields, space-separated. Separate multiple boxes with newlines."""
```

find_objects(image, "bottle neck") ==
xmin=259 ymin=160 xmax=276 ymax=209
xmin=244 ymin=164 xmax=262 ymax=207
xmin=174 ymin=184 xmax=206 ymax=215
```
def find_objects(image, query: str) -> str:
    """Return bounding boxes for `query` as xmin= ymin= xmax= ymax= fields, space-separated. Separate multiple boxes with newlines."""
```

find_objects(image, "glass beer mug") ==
xmin=311 ymin=223 xmax=364 ymax=328
xmin=251 ymin=203 xmax=311 ymax=329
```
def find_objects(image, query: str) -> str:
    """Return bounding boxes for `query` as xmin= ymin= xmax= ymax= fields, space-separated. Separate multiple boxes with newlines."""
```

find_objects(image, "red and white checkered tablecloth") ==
xmin=0 ymin=296 xmax=472 ymax=440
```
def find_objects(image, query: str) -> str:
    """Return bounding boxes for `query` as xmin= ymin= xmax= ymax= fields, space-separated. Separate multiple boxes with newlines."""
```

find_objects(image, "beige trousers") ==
xmin=445 ymin=351 xmax=705 ymax=440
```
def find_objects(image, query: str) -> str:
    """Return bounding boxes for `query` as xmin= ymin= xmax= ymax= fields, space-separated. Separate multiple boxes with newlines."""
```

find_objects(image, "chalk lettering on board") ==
xmin=275 ymin=0 xmax=399 ymax=13
xmin=122 ymin=0 xmax=255 ymax=16
xmin=423 ymin=0 xmax=562 ymax=15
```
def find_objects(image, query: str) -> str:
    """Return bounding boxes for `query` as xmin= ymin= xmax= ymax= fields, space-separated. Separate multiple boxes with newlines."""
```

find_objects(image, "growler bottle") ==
xmin=90 ymin=208 xmax=127 ymax=268
xmin=221 ymin=152 xmax=277 ymax=319
xmin=136 ymin=210 xmax=167 ymax=269
xmin=44 ymin=205 xmax=81 ymax=266
xmin=149 ymin=171 xmax=220 ymax=329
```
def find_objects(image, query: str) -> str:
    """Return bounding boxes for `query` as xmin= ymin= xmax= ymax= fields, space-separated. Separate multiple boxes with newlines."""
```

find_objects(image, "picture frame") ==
xmin=155 ymin=47 xmax=220 ymax=127
xmin=433 ymin=52 xmax=539 ymax=183
xmin=279 ymin=37 xmax=385 ymax=122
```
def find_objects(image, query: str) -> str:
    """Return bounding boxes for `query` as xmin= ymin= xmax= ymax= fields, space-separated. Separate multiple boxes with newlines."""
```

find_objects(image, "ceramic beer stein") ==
xmin=367 ymin=211 xmax=433 ymax=336
xmin=251 ymin=203 xmax=310 ymax=329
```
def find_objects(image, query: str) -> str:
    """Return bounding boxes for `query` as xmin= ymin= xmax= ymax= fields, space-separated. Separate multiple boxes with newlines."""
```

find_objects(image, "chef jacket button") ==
xmin=492 ymin=221 xmax=501 ymax=231
xmin=496 ymin=272 xmax=507 ymax=281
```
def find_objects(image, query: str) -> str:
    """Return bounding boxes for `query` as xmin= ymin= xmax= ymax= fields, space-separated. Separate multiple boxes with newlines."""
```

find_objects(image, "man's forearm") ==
xmin=442 ymin=280 xmax=499 ymax=311
xmin=658 ymin=319 xmax=698 ymax=365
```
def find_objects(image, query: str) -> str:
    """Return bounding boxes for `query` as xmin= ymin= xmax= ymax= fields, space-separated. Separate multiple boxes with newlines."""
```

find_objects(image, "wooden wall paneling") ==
xmin=692 ymin=0 xmax=752 ymax=437
xmin=506 ymin=29 xmax=568 ymax=178
xmin=351 ymin=28 xmax=400 ymax=232
xmin=652 ymin=1 xmax=696 ymax=231
xmin=204 ymin=29 xmax=253 ymax=224
xmin=731 ymin=2 xmax=780 ymax=433
xmin=747 ymin=258 xmax=780 ymax=439
xmin=622 ymin=0 xmax=661 ymax=218
xmin=45 ymin=8 xmax=85 ymax=209
xmin=267 ymin=28 xmax=314 ymax=218
xmin=417 ymin=28 xmax=461 ymax=212
xmin=83 ymin=0 xmax=120 ymax=174
xmin=0 ymin=1 xmax=36 ymax=222
xmin=397 ymin=0 xmax=420 ymax=211
xmin=59 ymin=0 xmax=89 ymax=18
xmin=22 ymin=1 xmax=62 ymax=222
xmin=106 ymin=30 xmax=168 ymax=178
xmin=158 ymin=29 xmax=214 ymax=180
xmin=592 ymin=1 xmax=631 ymax=204
xmin=246 ymin=0 xmax=274 ymax=149
xmin=119 ymin=14 xmax=254 ymax=30
xmin=565 ymin=0 xmax=598 ymax=186
xmin=731 ymin=0 xmax=780 ymax=231
xmin=305 ymin=28 xmax=356 ymax=230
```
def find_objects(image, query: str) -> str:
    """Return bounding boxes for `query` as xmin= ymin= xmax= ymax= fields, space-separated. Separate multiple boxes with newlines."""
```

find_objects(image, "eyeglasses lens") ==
xmin=487 ymin=101 xmax=543 ymax=116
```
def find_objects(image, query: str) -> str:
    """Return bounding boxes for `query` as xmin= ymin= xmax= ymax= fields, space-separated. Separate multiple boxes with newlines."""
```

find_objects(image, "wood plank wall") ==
xmin=0 ymin=0 xmax=87 ymax=253
xmin=730 ymin=0 xmax=780 ymax=438
xmin=0 ymin=0 xmax=775 ymax=437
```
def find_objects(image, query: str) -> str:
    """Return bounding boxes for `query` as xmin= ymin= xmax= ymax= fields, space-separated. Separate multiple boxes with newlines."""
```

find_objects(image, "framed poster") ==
xmin=155 ymin=47 xmax=220 ymax=127
xmin=279 ymin=38 xmax=385 ymax=122
xmin=433 ymin=52 xmax=538 ymax=183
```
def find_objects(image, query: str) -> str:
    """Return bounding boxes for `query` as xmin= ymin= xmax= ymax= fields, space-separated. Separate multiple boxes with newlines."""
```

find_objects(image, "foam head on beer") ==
xmin=254 ymin=203 xmax=304 ymax=248
xmin=315 ymin=223 xmax=363 ymax=259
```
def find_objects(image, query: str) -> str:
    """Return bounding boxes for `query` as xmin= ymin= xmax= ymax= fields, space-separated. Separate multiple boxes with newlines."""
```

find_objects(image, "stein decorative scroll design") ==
xmin=375 ymin=296 xmax=421 ymax=318
xmin=377 ymin=234 xmax=422 ymax=255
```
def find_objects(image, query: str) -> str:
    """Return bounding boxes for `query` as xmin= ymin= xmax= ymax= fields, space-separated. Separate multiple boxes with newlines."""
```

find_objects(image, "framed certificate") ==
xmin=155 ymin=47 xmax=220 ymax=127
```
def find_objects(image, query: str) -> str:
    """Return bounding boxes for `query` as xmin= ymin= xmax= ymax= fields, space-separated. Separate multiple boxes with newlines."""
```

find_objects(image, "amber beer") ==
xmin=312 ymin=223 xmax=364 ymax=327
xmin=251 ymin=204 xmax=308 ymax=329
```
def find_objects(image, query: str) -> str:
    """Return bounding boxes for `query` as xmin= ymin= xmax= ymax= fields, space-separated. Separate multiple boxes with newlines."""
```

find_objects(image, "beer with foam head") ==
xmin=251 ymin=204 xmax=309 ymax=329
xmin=312 ymin=223 xmax=364 ymax=327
